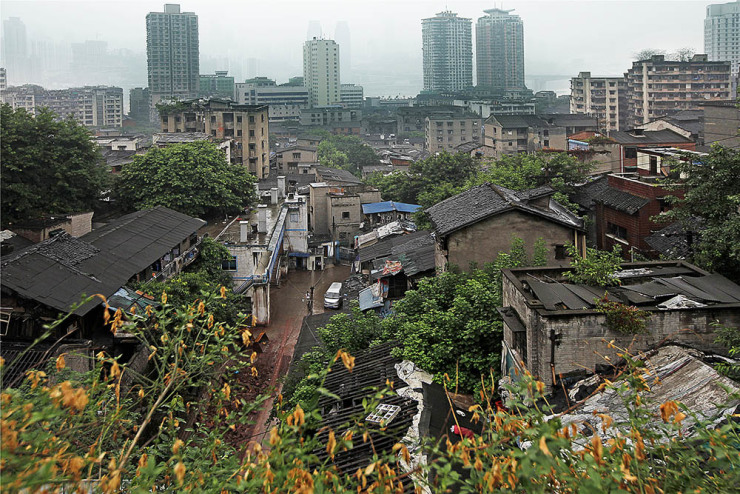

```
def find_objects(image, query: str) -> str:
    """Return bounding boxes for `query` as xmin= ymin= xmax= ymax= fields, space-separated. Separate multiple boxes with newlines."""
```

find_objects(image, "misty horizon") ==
xmin=1 ymin=0 xmax=718 ymax=98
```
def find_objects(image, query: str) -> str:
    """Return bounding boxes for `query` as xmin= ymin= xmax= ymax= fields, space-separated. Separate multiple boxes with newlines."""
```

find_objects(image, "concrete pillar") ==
xmin=270 ymin=187 xmax=279 ymax=205
xmin=239 ymin=220 xmax=249 ymax=243
xmin=257 ymin=205 xmax=268 ymax=233
xmin=252 ymin=284 xmax=270 ymax=326
xmin=277 ymin=176 xmax=286 ymax=199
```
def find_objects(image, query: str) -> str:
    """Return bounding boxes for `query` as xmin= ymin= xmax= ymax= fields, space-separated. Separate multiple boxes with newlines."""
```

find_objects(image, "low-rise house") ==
xmin=635 ymin=110 xmax=703 ymax=144
xmin=9 ymin=211 xmax=94 ymax=244
xmin=425 ymin=113 xmax=482 ymax=154
xmin=483 ymin=115 xmax=567 ymax=158
xmin=274 ymin=145 xmax=318 ymax=174
xmin=1 ymin=206 xmax=205 ymax=381
xmin=427 ymin=184 xmax=586 ymax=271
xmin=499 ymin=261 xmax=740 ymax=392
xmin=361 ymin=201 xmax=421 ymax=228
xmin=600 ymin=129 xmax=696 ymax=173
xmin=593 ymin=173 xmax=685 ymax=259
xmin=358 ymin=230 xmax=436 ymax=300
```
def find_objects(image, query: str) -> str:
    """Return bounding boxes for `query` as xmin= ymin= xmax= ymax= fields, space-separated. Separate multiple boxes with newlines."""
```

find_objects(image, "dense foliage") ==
xmin=133 ymin=238 xmax=250 ymax=326
xmin=1 ymin=104 xmax=109 ymax=227
xmin=565 ymin=244 xmax=623 ymax=287
xmin=317 ymin=135 xmax=379 ymax=177
xmin=661 ymin=145 xmax=740 ymax=281
xmin=5 ymin=314 xmax=740 ymax=492
xmin=116 ymin=141 xmax=257 ymax=218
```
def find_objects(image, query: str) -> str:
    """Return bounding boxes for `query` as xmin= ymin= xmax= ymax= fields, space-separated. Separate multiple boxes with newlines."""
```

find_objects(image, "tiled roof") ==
xmin=644 ymin=218 xmax=704 ymax=258
xmin=571 ymin=175 xmax=610 ymax=209
xmin=609 ymin=129 xmax=692 ymax=145
xmin=427 ymin=184 xmax=583 ymax=237
xmin=2 ymin=207 xmax=206 ymax=316
xmin=593 ymin=188 xmax=649 ymax=214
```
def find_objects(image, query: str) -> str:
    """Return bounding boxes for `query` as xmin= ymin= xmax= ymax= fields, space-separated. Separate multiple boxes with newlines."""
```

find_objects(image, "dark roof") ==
xmin=571 ymin=175 xmax=610 ymax=210
xmin=592 ymin=187 xmax=650 ymax=214
xmin=540 ymin=113 xmax=598 ymax=128
xmin=487 ymin=114 xmax=555 ymax=129
xmin=455 ymin=141 xmax=485 ymax=153
xmin=426 ymin=184 xmax=583 ymax=237
xmin=81 ymin=206 xmax=206 ymax=275
xmin=609 ymin=129 xmax=692 ymax=145
xmin=359 ymin=230 xmax=432 ymax=263
xmin=644 ymin=218 xmax=705 ymax=259
xmin=154 ymin=132 xmax=211 ymax=143
xmin=315 ymin=166 xmax=363 ymax=184
xmin=311 ymin=341 xmax=417 ymax=491
xmin=2 ymin=207 xmax=205 ymax=316
xmin=1 ymin=233 xmax=129 ymax=315
xmin=503 ymin=262 xmax=740 ymax=313
xmin=101 ymin=149 xmax=137 ymax=168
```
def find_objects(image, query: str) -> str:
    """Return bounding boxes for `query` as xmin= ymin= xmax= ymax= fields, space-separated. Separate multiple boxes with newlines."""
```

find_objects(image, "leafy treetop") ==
xmin=116 ymin=141 xmax=257 ymax=219
xmin=1 ymin=104 xmax=110 ymax=227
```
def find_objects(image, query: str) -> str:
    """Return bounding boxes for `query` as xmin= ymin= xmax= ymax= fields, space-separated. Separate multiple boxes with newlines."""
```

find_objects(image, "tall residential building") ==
xmin=705 ymin=1 xmax=740 ymax=80
xmin=421 ymin=11 xmax=473 ymax=92
xmin=0 ymin=68 xmax=6 ymax=91
xmin=625 ymin=54 xmax=732 ymax=128
xmin=335 ymin=21 xmax=352 ymax=77
xmin=129 ymin=87 xmax=151 ymax=125
xmin=570 ymin=72 xmax=628 ymax=132
xmin=2 ymin=17 xmax=29 ymax=83
xmin=160 ymin=100 xmax=270 ymax=178
xmin=146 ymin=4 xmax=199 ymax=115
xmin=476 ymin=9 xmax=525 ymax=93
xmin=1 ymin=85 xmax=123 ymax=127
xmin=303 ymin=38 xmax=340 ymax=107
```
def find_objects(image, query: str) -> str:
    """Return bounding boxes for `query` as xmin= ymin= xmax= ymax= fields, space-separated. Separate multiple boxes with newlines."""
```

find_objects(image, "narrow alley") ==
xmin=244 ymin=263 xmax=351 ymax=448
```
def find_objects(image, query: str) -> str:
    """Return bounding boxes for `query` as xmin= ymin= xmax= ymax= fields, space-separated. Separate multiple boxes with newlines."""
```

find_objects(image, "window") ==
xmin=290 ymin=212 xmax=299 ymax=223
xmin=649 ymin=155 xmax=658 ymax=175
xmin=248 ymin=115 xmax=255 ymax=123
xmin=657 ymin=197 xmax=670 ymax=212
xmin=624 ymin=147 xmax=637 ymax=159
xmin=221 ymin=256 xmax=237 ymax=271
xmin=555 ymin=244 xmax=567 ymax=260
xmin=544 ymin=140 xmax=550 ymax=147
xmin=341 ymin=211 xmax=350 ymax=219
xmin=249 ymin=130 xmax=255 ymax=137
xmin=292 ymin=152 xmax=301 ymax=159
xmin=607 ymin=222 xmax=628 ymax=240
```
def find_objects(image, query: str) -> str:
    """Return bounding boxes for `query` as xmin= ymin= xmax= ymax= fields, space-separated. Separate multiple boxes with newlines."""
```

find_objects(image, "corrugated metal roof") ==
xmin=362 ymin=201 xmax=421 ymax=215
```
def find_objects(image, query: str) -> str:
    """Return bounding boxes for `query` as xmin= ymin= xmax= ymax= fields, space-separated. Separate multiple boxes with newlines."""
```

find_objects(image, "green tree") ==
xmin=468 ymin=152 xmax=593 ymax=213
xmin=1 ymin=104 xmax=109 ymax=227
xmin=116 ymin=142 xmax=257 ymax=219
xmin=564 ymin=244 xmax=622 ymax=286
xmin=317 ymin=135 xmax=378 ymax=177
xmin=367 ymin=152 xmax=478 ymax=206
xmin=660 ymin=146 xmax=740 ymax=281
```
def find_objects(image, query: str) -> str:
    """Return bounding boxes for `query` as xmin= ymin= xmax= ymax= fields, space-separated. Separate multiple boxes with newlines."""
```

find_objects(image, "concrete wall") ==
xmin=439 ymin=209 xmax=581 ymax=271
xmin=704 ymin=104 xmax=740 ymax=148
xmin=501 ymin=272 xmax=740 ymax=390
xmin=15 ymin=212 xmax=94 ymax=244
xmin=328 ymin=194 xmax=361 ymax=242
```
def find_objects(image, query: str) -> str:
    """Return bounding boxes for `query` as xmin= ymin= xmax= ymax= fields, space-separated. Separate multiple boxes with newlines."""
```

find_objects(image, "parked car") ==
xmin=323 ymin=282 xmax=343 ymax=309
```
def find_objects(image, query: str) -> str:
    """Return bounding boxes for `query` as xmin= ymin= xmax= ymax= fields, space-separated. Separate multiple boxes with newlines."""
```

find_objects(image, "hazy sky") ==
xmin=1 ymin=0 xmax=721 ymax=96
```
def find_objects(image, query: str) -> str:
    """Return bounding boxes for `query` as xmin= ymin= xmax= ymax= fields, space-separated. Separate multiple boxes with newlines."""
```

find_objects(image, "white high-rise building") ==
xmin=303 ymin=38 xmax=340 ymax=107
xmin=421 ymin=11 xmax=473 ymax=92
xmin=705 ymin=1 xmax=740 ymax=80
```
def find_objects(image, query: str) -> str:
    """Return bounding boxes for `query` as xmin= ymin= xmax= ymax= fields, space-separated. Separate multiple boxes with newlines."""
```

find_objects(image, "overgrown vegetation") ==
xmin=564 ymin=244 xmax=623 ymax=286
xmin=595 ymin=295 xmax=651 ymax=334
xmin=660 ymin=145 xmax=740 ymax=282
xmin=116 ymin=141 xmax=258 ymax=219
xmin=1 ymin=104 xmax=110 ymax=227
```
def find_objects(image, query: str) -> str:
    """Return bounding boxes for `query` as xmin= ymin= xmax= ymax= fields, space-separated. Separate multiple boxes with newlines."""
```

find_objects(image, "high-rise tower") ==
xmin=475 ymin=9 xmax=525 ymax=92
xmin=421 ymin=11 xmax=473 ymax=92
xmin=2 ymin=17 xmax=29 ymax=83
xmin=303 ymin=38 xmax=340 ymax=107
xmin=705 ymin=1 xmax=740 ymax=81
xmin=146 ymin=4 xmax=199 ymax=114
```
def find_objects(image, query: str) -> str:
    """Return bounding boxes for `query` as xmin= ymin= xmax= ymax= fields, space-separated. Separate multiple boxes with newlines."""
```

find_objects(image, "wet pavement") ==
xmin=245 ymin=263 xmax=351 ymax=449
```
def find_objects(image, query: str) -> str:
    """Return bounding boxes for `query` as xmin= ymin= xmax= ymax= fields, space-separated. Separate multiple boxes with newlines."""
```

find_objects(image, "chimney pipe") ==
xmin=270 ymin=187 xmax=279 ymax=205
xmin=277 ymin=176 xmax=286 ymax=199
xmin=257 ymin=205 xmax=268 ymax=233
xmin=239 ymin=220 xmax=249 ymax=243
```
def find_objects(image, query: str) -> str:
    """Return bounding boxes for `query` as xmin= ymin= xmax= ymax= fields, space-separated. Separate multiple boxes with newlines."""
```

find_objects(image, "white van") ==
xmin=324 ymin=282 xmax=343 ymax=309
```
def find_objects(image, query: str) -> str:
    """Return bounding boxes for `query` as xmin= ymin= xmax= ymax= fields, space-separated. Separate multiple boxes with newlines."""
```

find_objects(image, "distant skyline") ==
xmin=0 ymin=1 xmax=720 ymax=97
